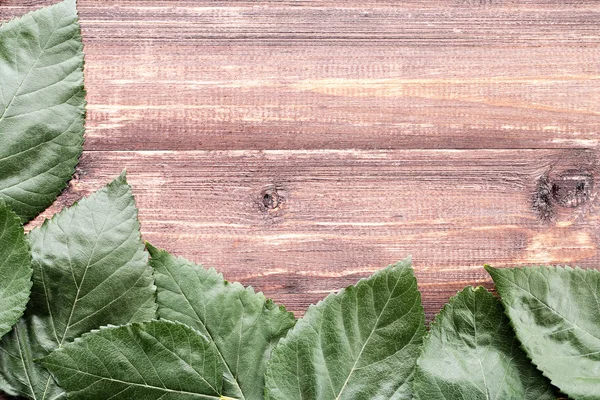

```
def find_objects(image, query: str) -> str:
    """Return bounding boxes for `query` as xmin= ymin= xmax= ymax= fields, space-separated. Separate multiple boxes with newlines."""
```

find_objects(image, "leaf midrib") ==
xmin=37 ymin=203 xmax=139 ymax=400
xmin=162 ymin=262 xmax=246 ymax=400
xmin=38 ymin=363 xmax=221 ymax=400
xmin=0 ymin=8 xmax=63 ymax=125
xmin=472 ymin=292 xmax=490 ymax=400
xmin=35 ymin=212 xmax=110 ymax=400
xmin=334 ymin=272 xmax=405 ymax=400
xmin=1 ymin=14 xmax=83 ymax=395
xmin=498 ymin=273 xmax=600 ymax=344
xmin=15 ymin=324 xmax=37 ymax=400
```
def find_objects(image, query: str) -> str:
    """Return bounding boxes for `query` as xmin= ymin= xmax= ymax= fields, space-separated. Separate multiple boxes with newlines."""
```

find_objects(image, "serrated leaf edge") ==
xmin=412 ymin=285 xmax=514 ymax=398
xmin=27 ymin=172 xmax=158 ymax=326
xmin=485 ymin=264 xmax=577 ymax=398
xmin=38 ymin=319 xmax=223 ymax=399
xmin=413 ymin=285 xmax=483 ymax=368
xmin=38 ymin=319 xmax=211 ymax=364
xmin=23 ymin=172 xmax=157 ymax=400
xmin=272 ymin=256 xmax=415 ymax=344
xmin=146 ymin=242 xmax=294 ymax=319
xmin=265 ymin=256 xmax=421 ymax=399
xmin=1 ymin=0 xmax=86 ymax=223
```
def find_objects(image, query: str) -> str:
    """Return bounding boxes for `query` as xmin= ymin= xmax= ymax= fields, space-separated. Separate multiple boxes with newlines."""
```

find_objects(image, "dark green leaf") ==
xmin=0 ymin=173 xmax=156 ymax=399
xmin=413 ymin=286 xmax=555 ymax=400
xmin=487 ymin=265 xmax=600 ymax=400
xmin=0 ymin=319 xmax=65 ymax=400
xmin=0 ymin=0 xmax=85 ymax=223
xmin=41 ymin=320 xmax=225 ymax=400
xmin=264 ymin=258 xmax=425 ymax=400
xmin=0 ymin=199 xmax=32 ymax=339
xmin=148 ymin=244 xmax=295 ymax=400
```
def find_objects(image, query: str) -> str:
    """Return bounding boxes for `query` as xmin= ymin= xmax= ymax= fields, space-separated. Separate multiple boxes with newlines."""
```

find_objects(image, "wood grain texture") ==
xmin=3 ymin=0 xmax=600 ymax=151
xmin=0 ymin=2 xmax=599 ymax=396
xmin=28 ymin=149 xmax=600 ymax=320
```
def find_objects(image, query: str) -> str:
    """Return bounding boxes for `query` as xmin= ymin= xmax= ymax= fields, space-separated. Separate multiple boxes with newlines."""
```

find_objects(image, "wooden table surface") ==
xmin=2 ymin=0 xmax=599 ymax=336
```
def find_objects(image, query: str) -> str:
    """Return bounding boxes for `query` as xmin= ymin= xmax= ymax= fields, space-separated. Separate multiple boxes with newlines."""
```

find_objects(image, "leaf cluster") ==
xmin=1 ymin=1 xmax=599 ymax=400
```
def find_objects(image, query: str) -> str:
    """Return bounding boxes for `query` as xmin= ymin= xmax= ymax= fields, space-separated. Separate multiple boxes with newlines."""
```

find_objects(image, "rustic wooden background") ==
xmin=2 ymin=0 xmax=599 ymax=332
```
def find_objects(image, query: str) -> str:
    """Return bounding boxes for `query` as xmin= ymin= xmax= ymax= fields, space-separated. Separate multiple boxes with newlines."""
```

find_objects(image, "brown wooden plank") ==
xmin=27 ymin=148 xmax=600 ymax=321
xmin=2 ymin=1 xmax=600 ymax=150
xmin=1 ymin=2 xmax=599 ymax=397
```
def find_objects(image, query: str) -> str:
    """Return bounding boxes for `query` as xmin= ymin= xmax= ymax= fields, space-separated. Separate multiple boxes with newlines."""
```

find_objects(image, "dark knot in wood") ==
xmin=533 ymin=154 xmax=595 ymax=221
xmin=260 ymin=187 xmax=285 ymax=211
xmin=533 ymin=175 xmax=554 ymax=221
xmin=549 ymin=170 xmax=593 ymax=208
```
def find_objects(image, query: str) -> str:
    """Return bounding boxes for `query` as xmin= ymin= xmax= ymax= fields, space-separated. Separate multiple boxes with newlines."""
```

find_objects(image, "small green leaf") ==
xmin=0 ymin=0 xmax=85 ymax=223
xmin=487 ymin=265 xmax=600 ymax=400
xmin=264 ymin=257 xmax=425 ymax=400
xmin=148 ymin=244 xmax=295 ymax=400
xmin=413 ymin=286 xmax=555 ymax=400
xmin=0 ymin=173 xmax=156 ymax=399
xmin=0 ymin=199 xmax=32 ymax=339
xmin=41 ymin=320 xmax=224 ymax=399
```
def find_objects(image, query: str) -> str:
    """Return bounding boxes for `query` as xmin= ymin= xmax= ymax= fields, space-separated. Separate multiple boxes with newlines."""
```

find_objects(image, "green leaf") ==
xmin=264 ymin=257 xmax=426 ymax=400
xmin=0 ymin=0 xmax=85 ymax=223
xmin=0 ymin=319 xmax=65 ymax=400
xmin=41 ymin=320 xmax=226 ymax=400
xmin=0 ymin=199 xmax=32 ymax=339
xmin=0 ymin=173 xmax=156 ymax=399
xmin=413 ymin=286 xmax=555 ymax=400
xmin=148 ymin=244 xmax=295 ymax=400
xmin=487 ymin=265 xmax=600 ymax=400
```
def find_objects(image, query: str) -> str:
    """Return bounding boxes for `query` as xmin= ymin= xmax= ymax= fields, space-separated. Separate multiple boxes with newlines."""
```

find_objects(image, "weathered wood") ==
xmin=2 ymin=1 xmax=600 ymax=150
xmin=27 ymin=149 xmax=600 ymax=319
xmin=1 ymin=1 xmax=599 ymax=396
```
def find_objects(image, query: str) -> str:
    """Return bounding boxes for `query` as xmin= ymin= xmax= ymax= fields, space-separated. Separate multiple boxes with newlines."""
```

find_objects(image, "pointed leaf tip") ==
xmin=151 ymin=249 xmax=295 ymax=399
xmin=265 ymin=260 xmax=425 ymax=400
xmin=145 ymin=242 xmax=161 ymax=256
xmin=0 ymin=176 xmax=155 ymax=399
xmin=146 ymin=242 xmax=169 ymax=259
xmin=114 ymin=170 xmax=129 ymax=184
xmin=393 ymin=255 xmax=412 ymax=268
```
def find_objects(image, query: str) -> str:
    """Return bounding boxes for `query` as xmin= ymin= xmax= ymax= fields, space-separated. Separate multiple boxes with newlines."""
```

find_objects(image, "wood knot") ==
xmin=258 ymin=186 xmax=285 ymax=213
xmin=533 ymin=151 xmax=597 ymax=221
xmin=549 ymin=170 xmax=593 ymax=208
xmin=262 ymin=190 xmax=282 ymax=210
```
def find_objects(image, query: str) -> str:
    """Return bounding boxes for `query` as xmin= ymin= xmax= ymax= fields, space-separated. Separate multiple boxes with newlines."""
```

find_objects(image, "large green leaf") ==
xmin=487 ymin=265 xmax=600 ymax=400
xmin=148 ymin=245 xmax=295 ymax=400
xmin=264 ymin=258 xmax=425 ymax=400
xmin=41 ymin=320 xmax=226 ymax=400
xmin=0 ymin=199 xmax=32 ymax=339
xmin=0 ymin=173 xmax=157 ymax=400
xmin=413 ymin=286 xmax=555 ymax=400
xmin=0 ymin=0 xmax=85 ymax=223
